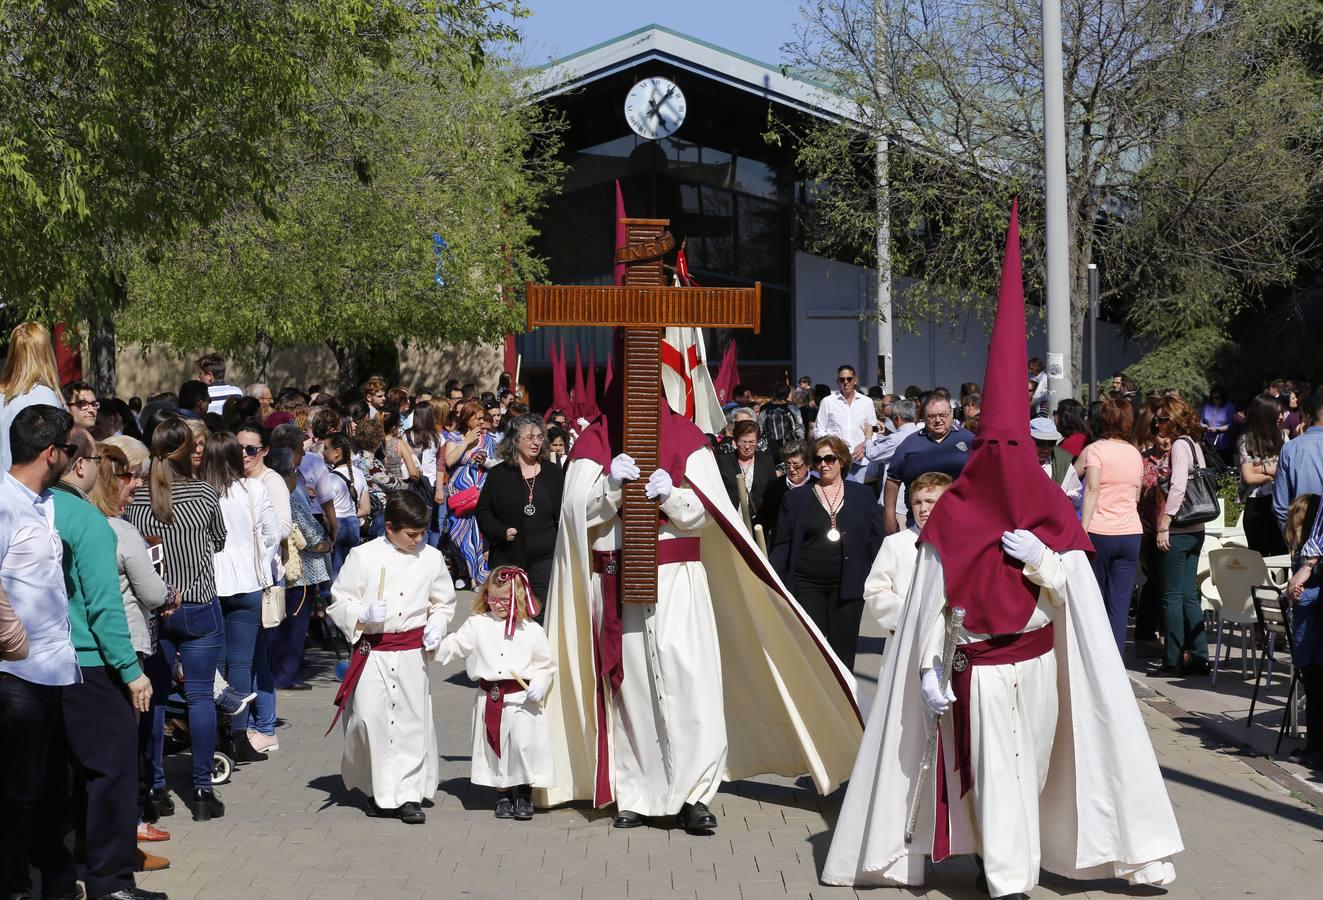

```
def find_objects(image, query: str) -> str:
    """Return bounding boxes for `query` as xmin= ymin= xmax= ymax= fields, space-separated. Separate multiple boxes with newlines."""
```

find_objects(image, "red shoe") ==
xmin=137 ymin=822 xmax=171 ymax=842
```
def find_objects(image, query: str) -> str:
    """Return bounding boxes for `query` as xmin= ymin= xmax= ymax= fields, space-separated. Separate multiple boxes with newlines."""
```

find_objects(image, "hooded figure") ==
xmin=821 ymin=202 xmax=1182 ymax=897
xmin=537 ymin=329 xmax=863 ymax=830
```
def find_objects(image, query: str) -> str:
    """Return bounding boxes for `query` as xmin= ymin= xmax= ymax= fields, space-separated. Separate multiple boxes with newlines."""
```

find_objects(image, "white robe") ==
xmin=436 ymin=613 xmax=556 ymax=789
xmin=326 ymin=538 xmax=456 ymax=808
xmin=822 ymin=545 xmax=1182 ymax=890
xmin=539 ymin=446 xmax=864 ymax=813
xmin=861 ymin=525 xmax=919 ymax=633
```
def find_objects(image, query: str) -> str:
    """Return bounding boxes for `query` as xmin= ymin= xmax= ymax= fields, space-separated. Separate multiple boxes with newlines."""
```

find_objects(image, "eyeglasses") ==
xmin=81 ymin=455 xmax=104 ymax=463
xmin=114 ymin=471 xmax=141 ymax=482
xmin=53 ymin=442 xmax=78 ymax=457
xmin=811 ymin=454 xmax=839 ymax=466
xmin=240 ymin=445 xmax=262 ymax=456
xmin=72 ymin=400 xmax=100 ymax=411
xmin=1153 ymin=416 xmax=1171 ymax=424
xmin=785 ymin=460 xmax=807 ymax=471
xmin=837 ymin=376 xmax=856 ymax=384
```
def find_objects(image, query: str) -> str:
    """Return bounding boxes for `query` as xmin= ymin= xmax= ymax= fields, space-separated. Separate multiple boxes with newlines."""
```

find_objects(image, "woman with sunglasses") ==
xmin=1153 ymin=396 xmax=1210 ymax=676
xmin=770 ymin=435 xmax=885 ymax=672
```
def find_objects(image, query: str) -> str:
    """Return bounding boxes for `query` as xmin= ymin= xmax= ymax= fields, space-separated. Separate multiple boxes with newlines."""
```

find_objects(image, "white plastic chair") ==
xmin=1206 ymin=548 xmax=1272 ymax=686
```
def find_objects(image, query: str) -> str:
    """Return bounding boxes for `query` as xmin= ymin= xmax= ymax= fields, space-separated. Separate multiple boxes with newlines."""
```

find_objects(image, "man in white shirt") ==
xmin=198 ymin=353 xmax=242 ymax=415
xmin=815 ymin=364 xmax=879 ymax=484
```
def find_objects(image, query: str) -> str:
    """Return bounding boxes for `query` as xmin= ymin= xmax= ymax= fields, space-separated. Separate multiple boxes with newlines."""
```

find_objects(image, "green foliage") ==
xmin=1216 ymin=472 xmax=1245 ymax=528
xmin=119 ymin=62 xmax=563 ymax=362
xmin=1123 ymin=325 xmax=1232 ymax=404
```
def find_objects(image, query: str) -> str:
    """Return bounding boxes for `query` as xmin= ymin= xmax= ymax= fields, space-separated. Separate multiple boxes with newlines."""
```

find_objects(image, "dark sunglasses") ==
xmin=837 ymin=376 xmax=856 ymax=384
xmin=53 ymin=442 xmax=78 ymax=457
xmin=1153 ymin=416 xmax=1171 ymax=424
xmin=811 ymin=454 xmax=839 ymax=466
xmin=241 ymin=445 xmax=262 ymax=456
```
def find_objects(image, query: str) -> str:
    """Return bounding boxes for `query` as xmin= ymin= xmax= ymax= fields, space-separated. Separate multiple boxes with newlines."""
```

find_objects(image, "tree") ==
xmin=119 ymin=62 xmax=563 ymax=390
xmin=0 ymin=0 xmax=523 ymax=392
xmin=783 ymin=0 xmax=1323 ymax=393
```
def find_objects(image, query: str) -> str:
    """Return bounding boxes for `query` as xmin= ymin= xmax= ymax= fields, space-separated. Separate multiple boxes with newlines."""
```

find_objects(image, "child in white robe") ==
xmin=325 ymin=492 xmax=455 ymax=824
xmin=437 ymin=565 xmax=555 ymax=820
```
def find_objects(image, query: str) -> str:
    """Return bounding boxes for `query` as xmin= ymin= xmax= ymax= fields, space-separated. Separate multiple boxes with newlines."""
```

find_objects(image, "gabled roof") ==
xmin=528 ymin=24 xmax=855 ymax=121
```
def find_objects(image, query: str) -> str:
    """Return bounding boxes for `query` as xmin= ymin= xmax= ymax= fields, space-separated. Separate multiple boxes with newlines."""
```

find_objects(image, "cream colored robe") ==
xmin=822 ymin=545 xmax=1182 ymax=891
xmin=326 ymin=538 xmax=456 ymax=808
xmin=861 ymin=525 xmax=920 ymax=633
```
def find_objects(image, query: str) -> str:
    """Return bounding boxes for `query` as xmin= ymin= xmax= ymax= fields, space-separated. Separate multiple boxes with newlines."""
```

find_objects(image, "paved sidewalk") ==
xmin=137 ymin=602 xmax=1322 ymax=900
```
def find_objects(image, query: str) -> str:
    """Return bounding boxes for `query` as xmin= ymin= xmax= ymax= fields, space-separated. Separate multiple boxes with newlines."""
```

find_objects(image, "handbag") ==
xmin=246 ymin=482 xmax=286 ymax=629
xmin=447 ymin=485 xmax=480 ymax=517
xmin=1160 ymin=436 xmax=1221 ymax=528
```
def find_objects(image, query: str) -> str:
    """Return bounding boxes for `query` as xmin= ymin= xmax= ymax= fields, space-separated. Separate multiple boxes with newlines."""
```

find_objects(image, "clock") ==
xmin=624 ymin=77 xmax=687 ymax=141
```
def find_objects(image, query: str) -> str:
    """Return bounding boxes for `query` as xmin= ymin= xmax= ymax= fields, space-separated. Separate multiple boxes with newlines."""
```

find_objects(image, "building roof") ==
xmin=527 ymin=24 xmax=855 ymax=121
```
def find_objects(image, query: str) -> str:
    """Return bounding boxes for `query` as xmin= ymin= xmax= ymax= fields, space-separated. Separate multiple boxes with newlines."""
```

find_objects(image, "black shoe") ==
xmin=678 ymin=801 xmax=717 ymax=832
xmin=398 ymin=801 xmax=426 ymax=825
xmin=612 ymin=809 xmax=644 ymax=828
xmin=232 ymin=731 xmax=268 ymax=763
xmin=495 ymin=797 xmax=515 ymax=819
xmin=278 ymin=681 xmax=313 ymax=691
xmin=367 ymin=800 xmax=397 ymax=818
xmin=1179 ymin=658 xmax=1210 ymax=676
xmin=188 ymin=788 xmax=224 ymax=822
xmin=1150 ymin=663 xmax=1182 ymax=677
xmin=513 ymin=796 xmax=534 ymax=820
xmin=993 ymin=894 xmax=1029 ymax=900
xmin=1300 ymin=750 xmax=1323 ymax=769
xmin=88 ymin=888 xmax=168 ymax=900
xmin=148 ymin=787 xmax=175 ymax=818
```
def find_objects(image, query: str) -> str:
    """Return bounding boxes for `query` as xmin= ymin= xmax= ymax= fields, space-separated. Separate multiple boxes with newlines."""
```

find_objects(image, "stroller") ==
xmin=162 ymin=689 xmax=236 ymax=786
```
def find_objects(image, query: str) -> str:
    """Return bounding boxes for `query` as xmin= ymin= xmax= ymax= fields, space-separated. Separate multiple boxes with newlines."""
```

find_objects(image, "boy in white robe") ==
xmin=862 ymin=472 xmax=951 ymax=633
xmin=325 ymin=492 xmax=455 ymax=824
xmin=437 ymin=565 xmax=556 ymax=819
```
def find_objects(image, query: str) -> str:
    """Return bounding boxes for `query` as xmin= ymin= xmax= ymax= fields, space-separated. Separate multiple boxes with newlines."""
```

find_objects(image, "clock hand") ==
xmin=647 ymin=84 xmax=677 ymax=120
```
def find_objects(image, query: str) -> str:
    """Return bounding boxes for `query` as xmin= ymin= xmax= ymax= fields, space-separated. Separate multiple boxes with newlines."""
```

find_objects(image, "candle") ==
xmin=378 ymin=568 xmax=386 ymax=602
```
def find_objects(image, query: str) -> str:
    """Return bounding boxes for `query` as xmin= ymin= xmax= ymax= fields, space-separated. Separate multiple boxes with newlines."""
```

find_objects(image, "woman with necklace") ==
xmin=476 ymin=414 xmax=564 ymax=621
xmin=770 ymin=435 xmax=885 ymax=672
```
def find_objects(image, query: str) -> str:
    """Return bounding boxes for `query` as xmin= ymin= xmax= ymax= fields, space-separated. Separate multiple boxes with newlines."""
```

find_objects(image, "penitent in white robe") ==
xmin=326 ymin=537 xmax=456 ymax=808
xmin=822 ymin=545 xmax=1181 ymax=892
xmin=436 ymin=613 xmax=557 ymax=789
xmin=583 ymin=470 xmax=727 ymax=816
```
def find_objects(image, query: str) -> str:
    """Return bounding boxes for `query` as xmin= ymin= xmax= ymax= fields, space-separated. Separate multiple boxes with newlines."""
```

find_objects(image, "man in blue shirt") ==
xmin=1273 ymin=387 xmax=1323 ymax=530
xmin=883 ymin=394 xmax=974 ymax=533
xmin=0 ymin=404 xmax=80 ymax=900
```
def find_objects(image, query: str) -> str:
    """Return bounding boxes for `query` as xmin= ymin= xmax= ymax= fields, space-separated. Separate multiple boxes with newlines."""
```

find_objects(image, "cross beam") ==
xmin=526 ymin=218 xmax=761 ymax=606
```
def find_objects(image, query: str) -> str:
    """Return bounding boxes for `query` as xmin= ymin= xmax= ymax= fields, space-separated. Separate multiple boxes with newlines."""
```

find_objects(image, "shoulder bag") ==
xmin=246 ymin=481 xmax=286 ymax=628
xmin=1160 ymin=436 xmax=1221 ymax=528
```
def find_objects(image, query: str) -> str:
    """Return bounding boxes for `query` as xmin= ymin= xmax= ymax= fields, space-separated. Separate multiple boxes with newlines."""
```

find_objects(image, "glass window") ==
xmin=735 ymin=195 xmax=790 ymax=284
xmin=733 ymin=155 xmax=784 ymax=200
xmin=672 ymin=183 xmax=733 ymax=272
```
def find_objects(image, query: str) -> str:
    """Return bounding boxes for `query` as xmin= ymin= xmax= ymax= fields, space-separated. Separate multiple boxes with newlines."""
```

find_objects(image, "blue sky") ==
xmin=514 ymin=1 xmax=803 ymax=66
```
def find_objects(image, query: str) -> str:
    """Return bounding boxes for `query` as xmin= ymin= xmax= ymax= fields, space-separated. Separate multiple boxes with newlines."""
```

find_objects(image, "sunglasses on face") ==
xmin=812 ymin=454 xmax=839 ymax=466
xmin=53 ymin=442 xmax=78 ymax=457
xmin=837 ymin=376 xmax=855 ymax=384
xmin=114 ymin=471 xmax=140 ymax=482
xmin=72 ymin=400 xmax=100 ymax=411
xmin=241 ymin=445 xmax=262 ymax=456
xmin=1154 ymin=416 xmax=1171 ymax=424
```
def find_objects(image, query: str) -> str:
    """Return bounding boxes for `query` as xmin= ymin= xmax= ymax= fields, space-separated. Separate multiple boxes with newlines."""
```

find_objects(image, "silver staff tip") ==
xmin=951 ymin=606 xmax=967 ymax=620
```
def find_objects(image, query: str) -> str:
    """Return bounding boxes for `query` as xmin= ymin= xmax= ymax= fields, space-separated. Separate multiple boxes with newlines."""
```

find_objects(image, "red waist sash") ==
xmin=478 ymin=678 xmax=524 ymax=758
xmin=325 ymin=626 xmax=425 ymax=735
xmin=949 ymin=623 xmax=1055 ymax=797
xmin=590 ymin=537 xmax=701 ymax=693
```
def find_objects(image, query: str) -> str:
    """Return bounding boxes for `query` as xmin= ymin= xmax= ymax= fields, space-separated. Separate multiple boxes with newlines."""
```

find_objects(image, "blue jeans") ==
xmin=159 ymin=599 xmax=223 ymax=789
xmin=248 ymin=627 xmax=276 ymax=736
xmin=137 ymin=648 xmax=173 ymax=794
xmin=271 ymin=583 xmax=317 ymax=688
xmin=332 ymin=516 xmax=361 ymax=579
xmin=220 ymin=590 xmax=264 ymax=735
xmin=1089 ymin=532 xmax=1142 ymax=657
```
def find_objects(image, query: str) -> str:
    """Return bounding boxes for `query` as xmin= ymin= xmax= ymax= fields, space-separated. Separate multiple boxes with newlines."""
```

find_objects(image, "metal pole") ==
xmin=1087 ymin=263 xmax=1099 ymax=402
xmin=1042 ymin=0 xmax=1073 ymax=404
xmin=873 ymin=0 xmax=893 ymax=393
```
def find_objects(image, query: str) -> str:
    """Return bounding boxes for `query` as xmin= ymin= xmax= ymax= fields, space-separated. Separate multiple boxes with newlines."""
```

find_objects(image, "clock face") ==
xmin=624 ymin=77 xmax=687 ymax=141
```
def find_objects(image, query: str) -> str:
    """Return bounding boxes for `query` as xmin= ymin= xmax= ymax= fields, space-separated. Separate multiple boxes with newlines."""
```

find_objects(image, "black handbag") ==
xmin=1160 ymin=436 xmax=1221 ymax=528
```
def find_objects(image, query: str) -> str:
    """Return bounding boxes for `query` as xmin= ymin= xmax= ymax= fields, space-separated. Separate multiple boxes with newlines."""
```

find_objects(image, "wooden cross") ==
xmin=526 ymin=217 xmax=761 ymax=605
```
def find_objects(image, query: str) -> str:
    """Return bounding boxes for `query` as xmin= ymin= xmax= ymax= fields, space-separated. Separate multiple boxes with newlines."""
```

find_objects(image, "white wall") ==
xmin=794 ymin=251 xmax=1144 ymax=393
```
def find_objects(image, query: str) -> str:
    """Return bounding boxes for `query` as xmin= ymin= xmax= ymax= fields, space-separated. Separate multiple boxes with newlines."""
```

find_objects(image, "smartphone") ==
xmin=148 ymin=541 xmax=166 ymax=574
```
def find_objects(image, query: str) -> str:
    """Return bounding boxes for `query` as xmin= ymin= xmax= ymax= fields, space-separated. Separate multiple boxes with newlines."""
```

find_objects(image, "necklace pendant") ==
xmin=827 ymin=527 xmax=841 ymax=542
xmin=523 ymin=503 xmax=537 ymax=517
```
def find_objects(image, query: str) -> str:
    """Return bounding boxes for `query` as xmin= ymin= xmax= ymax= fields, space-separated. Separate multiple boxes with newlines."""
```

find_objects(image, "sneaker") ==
xmin=247 ymin=730 xmax=279 ymax=753
xmin=216 ymin=686 xmax=257 ymax=717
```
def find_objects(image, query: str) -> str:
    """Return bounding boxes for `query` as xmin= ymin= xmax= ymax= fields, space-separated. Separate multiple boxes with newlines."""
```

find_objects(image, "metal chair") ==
xmin=1249 ymin=586 xmax=1302 ymax=752
xmin=1207 ymin=548 xmax=1271 ymax=685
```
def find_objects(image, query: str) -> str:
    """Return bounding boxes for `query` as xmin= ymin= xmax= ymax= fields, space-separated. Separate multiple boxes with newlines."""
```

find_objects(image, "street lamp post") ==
xmin=1042 ymin=0 xmax=1073 ymax=405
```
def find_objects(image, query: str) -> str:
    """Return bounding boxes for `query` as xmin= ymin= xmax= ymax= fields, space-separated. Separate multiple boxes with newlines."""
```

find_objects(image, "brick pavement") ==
xmin=137 ymin=599 xmax=1323 ymax=900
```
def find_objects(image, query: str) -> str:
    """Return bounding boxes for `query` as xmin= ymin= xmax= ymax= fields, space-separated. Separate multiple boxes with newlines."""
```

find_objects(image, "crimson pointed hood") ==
xmin=918 ymin=199 xmax=1092 ymax=635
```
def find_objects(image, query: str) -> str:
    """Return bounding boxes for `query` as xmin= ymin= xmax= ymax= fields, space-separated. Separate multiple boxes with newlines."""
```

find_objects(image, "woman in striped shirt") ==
xmin=126 ymin=417 xmax=229 ymax=821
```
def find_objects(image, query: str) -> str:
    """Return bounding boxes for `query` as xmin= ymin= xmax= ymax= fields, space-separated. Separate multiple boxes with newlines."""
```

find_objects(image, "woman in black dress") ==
xmin=770 ymin=435 xmax=885 ymax=672
xmin=476 ymin=414 xmax=564 ymax=620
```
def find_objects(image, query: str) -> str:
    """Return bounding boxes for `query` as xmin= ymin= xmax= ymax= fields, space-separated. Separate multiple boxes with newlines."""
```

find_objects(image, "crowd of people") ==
xmin=0 ymin=313 xmax=1319 ymax=898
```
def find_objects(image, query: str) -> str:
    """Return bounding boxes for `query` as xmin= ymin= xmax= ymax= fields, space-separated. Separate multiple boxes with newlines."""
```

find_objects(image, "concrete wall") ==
xmin=112 ymin=340 xmax=503 ymax=399
xmin=794 ymin=251 xmax=1146 ymax=393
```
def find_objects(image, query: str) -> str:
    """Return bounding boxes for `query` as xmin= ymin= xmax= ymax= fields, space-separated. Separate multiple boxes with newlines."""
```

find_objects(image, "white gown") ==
xmin=326 ymin=538 xmax=456 ymax=808
xmin=436 ymin=613 xmax=557 ymax=789
xmin=861 ymin=525 xmax=919 ymax=633
xmin=583 ymin=471 xmax=727 ymax=816
xmin=822 ymin=545 xmax=1182 ymax=891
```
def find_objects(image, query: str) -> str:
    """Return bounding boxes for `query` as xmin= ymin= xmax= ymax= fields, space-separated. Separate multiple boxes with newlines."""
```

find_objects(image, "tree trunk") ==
xmin=255 ymin=330 xmax=273 ymax=383
xmin=87 ymin=315 xmax=117 ymax=397
xmin=328 ymin=339 xmax=360 ymax=393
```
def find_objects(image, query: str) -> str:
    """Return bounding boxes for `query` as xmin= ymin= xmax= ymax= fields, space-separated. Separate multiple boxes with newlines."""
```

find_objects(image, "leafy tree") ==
xmin=120 ymin=61 xmax=563 ymax=389
xmin=0 ymin=0 xmax=523 ymax=392
xmin=782 ymin=0 xmax=1323 ymax=391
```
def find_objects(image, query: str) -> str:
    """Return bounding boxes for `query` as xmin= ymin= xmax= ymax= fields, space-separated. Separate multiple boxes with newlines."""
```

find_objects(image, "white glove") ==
xmin=920 ymin=667 xmax=956 ymax=717
xmin=422 ymin=622 xmax=444 ymax=651
xmin=609 ymin=453 xmax=640 ymax=482
xmin=524 ymin=679 xmax=546 ymax=703
xmin=1001 ymin=529 xmax=1045 ymax=568
xmin=358 ymin=598 xmax=388 ymax=625
xmin=576 ymin=417 xmax=590 ymax=431
xmin=644 ymin=468 xmax=673 ymax=502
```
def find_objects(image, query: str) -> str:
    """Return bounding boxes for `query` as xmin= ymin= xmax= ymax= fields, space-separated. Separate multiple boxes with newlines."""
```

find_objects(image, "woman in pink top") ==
xmin=1154 ymin=396 xmax=1209 ymax=676
xmin=1081 ymin=397 xmax=1144 ymax=655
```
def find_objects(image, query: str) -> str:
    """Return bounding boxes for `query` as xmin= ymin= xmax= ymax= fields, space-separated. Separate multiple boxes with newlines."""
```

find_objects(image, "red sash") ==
xmin=325 ymin=626 xmax=425 ymax=735
xmin=478 ymin=678 xmax=524 ymax=757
